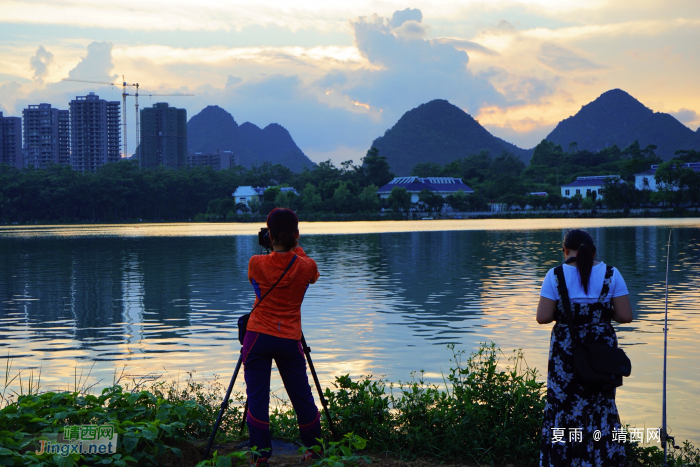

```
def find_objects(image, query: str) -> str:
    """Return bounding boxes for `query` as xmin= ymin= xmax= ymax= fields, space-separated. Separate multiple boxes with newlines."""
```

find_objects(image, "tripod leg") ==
xmin=301 ymin=334 xmax=339 ymax=441
xmin=240 ymin=399 xmax=248 ymax=434
xmin=203 ymin=353 xmax=244 ymax=461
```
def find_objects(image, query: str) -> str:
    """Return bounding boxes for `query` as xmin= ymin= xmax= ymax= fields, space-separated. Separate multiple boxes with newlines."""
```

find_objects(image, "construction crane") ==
xmin=62 ymin=76 xmax=137 ymax=159
xmin=61 ymin=77 xmax=193 ymax=160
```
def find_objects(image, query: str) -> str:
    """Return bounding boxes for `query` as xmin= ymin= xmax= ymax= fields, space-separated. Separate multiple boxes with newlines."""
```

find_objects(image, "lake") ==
xmin=1 ymin=218 xmax=699 ymax=444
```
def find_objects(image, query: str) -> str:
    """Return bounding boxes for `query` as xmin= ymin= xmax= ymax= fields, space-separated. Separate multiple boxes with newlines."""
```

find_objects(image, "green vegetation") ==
xmin=413 ymin=142 xmax=700 ymax=210
xmin=0 ymin=147 xmax=394 ymax=224
xmin=1 ymin=143 xmax=699 ymax=224
xmin=2 ymin=344 xmax=698 ymax=466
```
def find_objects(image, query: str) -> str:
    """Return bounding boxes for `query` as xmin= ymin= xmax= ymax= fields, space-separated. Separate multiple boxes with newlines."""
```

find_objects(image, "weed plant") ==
xmin=2 ymin=344 xmax=699 ymax=466
xmin=322 ymin=343 xmax=545 ymax=465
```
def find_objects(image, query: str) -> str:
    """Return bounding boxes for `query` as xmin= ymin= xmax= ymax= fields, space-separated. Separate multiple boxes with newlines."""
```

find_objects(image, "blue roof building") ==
xmin=377 ymin=177 xmax=474 ymax=203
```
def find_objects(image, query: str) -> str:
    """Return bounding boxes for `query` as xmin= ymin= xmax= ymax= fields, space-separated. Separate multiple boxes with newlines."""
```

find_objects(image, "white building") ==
xmin=634 ymin=163 xmax=700 ymax=191
xmin=232 ymin=186 xmax=299 ymax=206
xmin=232 ymin=186 xmax=265 ymax=205
xmin=560 ymin=175 xmax=620 ymax=198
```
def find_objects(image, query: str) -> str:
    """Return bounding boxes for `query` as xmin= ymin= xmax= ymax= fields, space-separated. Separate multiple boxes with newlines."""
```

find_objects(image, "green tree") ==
xmin=300 ymin=183 xmax=323 ymax=212
xmin=411 ymin=162 xmax=444 ymax=177
xmin=332 ymin=181 xmax=358 ymax=213
xmin=358 ymin=185 xmax=380 ymax=212
xmin=418 ymin=189 xmax=445 ymax=213
xmin=387 ymin=186 xmax=411 ymax=212
xmin=362 ymin=147 xmax=394 ymax=188
xmin=247 ymin=196 xmax=261 ymax=214
xmin=445 ymin=190 xmax=469 ymax=212
xmin=602 ymin=179 xmax=633 ymax=210
xmin=581 ymin=196 xmax=595 ymax=210
xmin=655 ymin=160 xmax=695 ymax=206
xmin=530 ymin=140 xmax=564 ymax=167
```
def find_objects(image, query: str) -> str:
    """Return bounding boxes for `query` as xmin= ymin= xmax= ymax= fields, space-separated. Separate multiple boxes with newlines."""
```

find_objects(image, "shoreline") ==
xmin=1 ymin=217 xmax=699 ymax=238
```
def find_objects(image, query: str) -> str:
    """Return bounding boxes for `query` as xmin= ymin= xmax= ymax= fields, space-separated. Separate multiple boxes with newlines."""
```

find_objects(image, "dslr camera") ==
xmin=258 ymin=227 xmax=273 ymax=250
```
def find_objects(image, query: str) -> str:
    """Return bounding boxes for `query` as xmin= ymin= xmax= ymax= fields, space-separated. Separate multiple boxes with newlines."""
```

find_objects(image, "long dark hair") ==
xmin=267 ymin=208 xmax=299 ymax=250
xmin=564 ymin=229 xmax=597 ymax=294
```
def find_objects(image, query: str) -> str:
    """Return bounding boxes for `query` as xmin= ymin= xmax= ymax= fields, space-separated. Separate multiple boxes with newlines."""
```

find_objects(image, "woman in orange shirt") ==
xmin=242 ymin=208 xmax=322 ymax=466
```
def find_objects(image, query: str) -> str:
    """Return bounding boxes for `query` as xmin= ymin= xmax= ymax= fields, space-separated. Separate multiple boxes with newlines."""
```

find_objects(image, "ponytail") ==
xmin=576 ymin=243 xmax=595 ymax=294
xmin=563 ymin=229 xmax=597 ymax=294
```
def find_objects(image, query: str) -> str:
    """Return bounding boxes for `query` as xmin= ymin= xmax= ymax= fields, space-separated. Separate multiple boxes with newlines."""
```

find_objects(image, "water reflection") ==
xmin=0 ymin=221 xmax=698 ymax=444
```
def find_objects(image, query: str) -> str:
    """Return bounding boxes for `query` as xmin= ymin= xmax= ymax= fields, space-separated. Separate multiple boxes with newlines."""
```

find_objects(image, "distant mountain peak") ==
xmin=545 ymin=88 xmax=696 ymax=159
xmin=370 ymin=99 xmax=530 ymax=175
xmin=188 ymin=108 xmax=314 ymax=172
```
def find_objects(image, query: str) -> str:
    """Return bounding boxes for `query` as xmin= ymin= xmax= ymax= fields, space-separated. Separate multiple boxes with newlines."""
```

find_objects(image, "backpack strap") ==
xmin=553 ymin=265 xmax=573 ymax=326
xmin=597 ymin=264 xmax=615 ymax=321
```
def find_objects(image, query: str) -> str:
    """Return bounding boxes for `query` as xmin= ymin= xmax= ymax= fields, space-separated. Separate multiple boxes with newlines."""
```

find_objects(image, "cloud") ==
xmin=393 ymin=20 xmax=426 ymax=41
xmin=0 ymin=82 xmax=23 ymax=114
xmin=670 ymin=108 xmax=700 ymax=126
xmin=389 ymin=8 xmax=423 ymax=28
xmin=433 ymin=38 xmax=498 ymax=56
xmin=339 ymin=10 xmax=505 ymax=118
xmin=225 ymin=75 xmax=242 ymax=87
xmin=68 ymin=41 xmax=117 ymax=80
xmin=537 ymin=42 xmax=605 ymax=73
xmin=29 ymin=46 xmax=54 ymax=83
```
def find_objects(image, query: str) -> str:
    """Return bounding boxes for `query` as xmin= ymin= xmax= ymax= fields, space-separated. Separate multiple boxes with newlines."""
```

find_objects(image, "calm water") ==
xmin=1 ymin=219 xmax=699 ymax=444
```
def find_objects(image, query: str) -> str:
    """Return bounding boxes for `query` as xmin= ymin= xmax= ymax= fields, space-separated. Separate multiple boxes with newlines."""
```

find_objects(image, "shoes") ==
xmin=251 ymin=457 xmax=269 ymax=467
xmin=301 ymin=449 xmax=323 ymax=461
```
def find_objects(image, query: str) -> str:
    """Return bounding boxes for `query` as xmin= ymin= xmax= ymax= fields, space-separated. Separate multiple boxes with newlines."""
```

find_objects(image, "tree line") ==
xmin=1 ymin=143 xmax=698 ymax=224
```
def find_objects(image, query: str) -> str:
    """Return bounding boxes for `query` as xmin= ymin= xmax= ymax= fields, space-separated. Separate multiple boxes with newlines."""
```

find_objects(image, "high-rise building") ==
xmin=23 ymin=103 xmax=70 ymax=168
xmin=140 ymin=103 xmax=187 ymax=169
xmin=188 ymin=150 xmax=236 ymax=170
xmin=69 ymin=92 xmax=120 ymax=172
xmin=0 ymin=112 xmax=23 ymax=169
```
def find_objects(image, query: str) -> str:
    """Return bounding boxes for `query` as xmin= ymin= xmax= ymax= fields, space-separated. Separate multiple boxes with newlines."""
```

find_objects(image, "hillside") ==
xmin=545 ymin=89 xmax=699 ymax=159
xmin=187 ymin=106 xmax=314 ymax=172
xmin=239 ymin=122 xmax=315 ymax=172
xmin=369 ymin=99 xmax=531 ymax=176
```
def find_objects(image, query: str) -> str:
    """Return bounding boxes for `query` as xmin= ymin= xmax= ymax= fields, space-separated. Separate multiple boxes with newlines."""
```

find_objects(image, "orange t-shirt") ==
xmin=247 ymin=246 xmax=320 ymax=340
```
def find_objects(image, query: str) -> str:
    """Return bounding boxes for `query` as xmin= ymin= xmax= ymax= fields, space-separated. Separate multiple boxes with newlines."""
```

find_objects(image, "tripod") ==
xmin=202 ymin=333 xmax=338 ymax=461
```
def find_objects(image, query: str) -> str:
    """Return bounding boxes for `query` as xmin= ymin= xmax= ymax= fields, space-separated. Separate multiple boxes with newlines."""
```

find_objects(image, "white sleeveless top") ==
xmin=540 ymin=262 xmax=629 ymax=304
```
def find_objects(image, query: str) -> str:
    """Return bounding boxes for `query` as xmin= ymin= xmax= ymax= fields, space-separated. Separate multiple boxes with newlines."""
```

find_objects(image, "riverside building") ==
xmin=23 ymin=103 xmax=70 ymax=168
xmin=377 ymin=177 xmax=475 ymax=202
xmin=69 ymin=92 xmax=121 ymax=172
xmin=140 ymin=103 xmax=187 ymax=169
xmin=0 ymin=112 xmax=23 ymax=169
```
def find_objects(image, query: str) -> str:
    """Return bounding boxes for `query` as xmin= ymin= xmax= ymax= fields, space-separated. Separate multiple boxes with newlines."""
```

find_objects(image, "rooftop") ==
xmin=561 ymin=175 xmax=620 ymax=188
xmin=378 ymin=177 xmax=474 ymax=194
xmin=635 ymin=163 xmax=700 ymax=176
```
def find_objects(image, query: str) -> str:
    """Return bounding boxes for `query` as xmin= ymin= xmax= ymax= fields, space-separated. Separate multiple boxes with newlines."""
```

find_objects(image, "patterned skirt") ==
xmin=539 ymin=320 xmax=626 ymax=467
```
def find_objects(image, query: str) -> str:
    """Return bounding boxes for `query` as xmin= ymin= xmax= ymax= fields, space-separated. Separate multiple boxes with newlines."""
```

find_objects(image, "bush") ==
xmin=325 ymin=343 xmax=545 ymax=465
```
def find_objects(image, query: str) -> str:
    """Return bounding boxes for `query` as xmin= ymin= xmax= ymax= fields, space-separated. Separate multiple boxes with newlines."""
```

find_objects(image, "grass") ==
xmin=0 ymin=343 xmax=698 ymax=466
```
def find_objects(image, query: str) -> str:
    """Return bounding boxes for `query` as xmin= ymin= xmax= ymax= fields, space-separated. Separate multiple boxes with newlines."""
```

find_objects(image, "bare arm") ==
xmin=536 ymin=297 xmax=557 ymax=324
xmin=610 ymin=295 xmax=633 ymax=323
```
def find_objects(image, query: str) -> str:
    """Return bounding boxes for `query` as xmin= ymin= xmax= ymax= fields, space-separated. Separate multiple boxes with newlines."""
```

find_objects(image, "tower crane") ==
xmin=61 ymin=77 xmax=194 ymax=160
xmin=62 ymin=76 xmax=137 ymax=159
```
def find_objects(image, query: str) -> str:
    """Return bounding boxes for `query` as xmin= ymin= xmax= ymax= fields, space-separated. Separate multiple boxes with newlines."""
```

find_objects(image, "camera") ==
xmin=258 ymin=227 xmax=273 ymax=250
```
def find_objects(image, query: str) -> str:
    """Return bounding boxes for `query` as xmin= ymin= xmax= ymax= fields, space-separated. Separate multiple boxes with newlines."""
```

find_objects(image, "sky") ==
xmin=1 ymin=0 xmax=699 ymax=165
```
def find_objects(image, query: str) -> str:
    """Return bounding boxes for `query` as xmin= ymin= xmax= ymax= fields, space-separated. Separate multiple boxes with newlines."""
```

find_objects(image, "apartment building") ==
xmin=23 ymin=103 xmax=70 ymax=168
xmin=69 ymin=92 xmax=120 ymax=172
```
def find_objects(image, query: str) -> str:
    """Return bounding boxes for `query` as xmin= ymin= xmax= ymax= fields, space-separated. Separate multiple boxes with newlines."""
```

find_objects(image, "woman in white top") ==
xmin=536 ymin=229 xmax=633 ymax=467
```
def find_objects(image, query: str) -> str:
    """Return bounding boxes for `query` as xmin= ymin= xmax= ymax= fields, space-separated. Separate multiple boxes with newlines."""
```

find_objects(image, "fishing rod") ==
xmin=661 ymin=229 xmax=678 ymax=467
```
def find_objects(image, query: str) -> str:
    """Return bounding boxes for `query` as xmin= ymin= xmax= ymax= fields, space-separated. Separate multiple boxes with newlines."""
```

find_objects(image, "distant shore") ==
xmin=2 ymin=216 xmax=699 ymax=239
